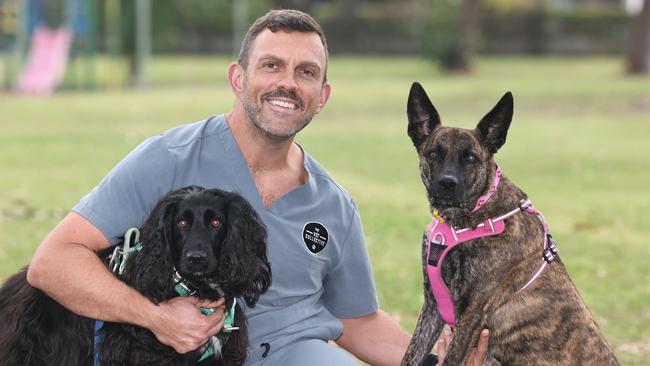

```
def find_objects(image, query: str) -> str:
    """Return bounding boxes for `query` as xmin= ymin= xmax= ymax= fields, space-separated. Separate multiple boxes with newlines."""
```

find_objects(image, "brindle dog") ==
xmin=401 ymin=82 xmax=620 ymax=366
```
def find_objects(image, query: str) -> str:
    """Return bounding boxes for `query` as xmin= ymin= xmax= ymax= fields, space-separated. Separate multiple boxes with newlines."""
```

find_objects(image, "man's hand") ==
xmin=145 ymin=297 xmax=226 ymax=354
xmin=436 ymin=328 xmax=489 ymax=366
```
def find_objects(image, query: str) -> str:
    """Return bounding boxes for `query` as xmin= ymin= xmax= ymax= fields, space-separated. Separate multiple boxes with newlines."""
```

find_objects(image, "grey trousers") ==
xmin=243 ymin=339 xmax=360 ymax=366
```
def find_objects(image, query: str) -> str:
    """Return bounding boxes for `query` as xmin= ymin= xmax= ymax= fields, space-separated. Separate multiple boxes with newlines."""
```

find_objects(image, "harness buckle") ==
xmin=172 ymin=270 xmax=197 ymax=296
xmin=543 ymin=249 xmax=555 ymax=263
xmin=427 ymin=232 xmax=446 ymax=267
xmin=108 ymin=245 xmax=123 ymax=274
xmin=431 ymin=232 xmax=445 ymax=246
xmin=518 ymin=199 xmax=532 ymax=211
xmin=547 ymin=234 xmax=558 ymax=256
xmin=543 ymin=235 xmax=558 ymax=264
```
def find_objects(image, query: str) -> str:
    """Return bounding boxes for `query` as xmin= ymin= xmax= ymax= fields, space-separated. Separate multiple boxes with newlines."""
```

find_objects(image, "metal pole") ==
xmin=233 ymin=0 xmax=248 ymax=58
xmin=16 ymin=0 xmax=28 ymax=67
xmin=84 ymin=0 xmax=96 ymax=89
xmin=134 ymin=0 xmax=150 ymax=88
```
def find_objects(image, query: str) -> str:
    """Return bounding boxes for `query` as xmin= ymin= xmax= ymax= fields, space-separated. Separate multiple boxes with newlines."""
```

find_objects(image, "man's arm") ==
xmin=335 ymin=311 xmax=490 ymax=366
xmin=336 ymin=310 xmax=411 ymax=366
xmin=27 ymin=212 xmax=226 ymax=354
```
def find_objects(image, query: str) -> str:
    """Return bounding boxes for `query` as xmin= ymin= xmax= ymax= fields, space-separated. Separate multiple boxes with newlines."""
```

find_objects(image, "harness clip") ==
xmin=518 ymin=199 xmax=532 ymax=212
xmin=108 ymin=245 xmax=123 ymax=274
xmin=543 ymin=234 xmax=558 ymax=263
xmin=546 ymin=234 xmax=558 ymax=256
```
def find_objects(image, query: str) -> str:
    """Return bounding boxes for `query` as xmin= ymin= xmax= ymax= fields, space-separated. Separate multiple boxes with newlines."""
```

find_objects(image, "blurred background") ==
xmin=1 ymin=0 xmax=649 ymax=90
xmin=1 ymin=0 xmax=649 ymax=365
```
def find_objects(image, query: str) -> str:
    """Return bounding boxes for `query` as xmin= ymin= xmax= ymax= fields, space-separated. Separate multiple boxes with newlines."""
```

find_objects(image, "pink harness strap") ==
xmin=426 ymin=218 xmax=505 ymax=325
xmin=424 ymin=167 xmax=558 ymax=326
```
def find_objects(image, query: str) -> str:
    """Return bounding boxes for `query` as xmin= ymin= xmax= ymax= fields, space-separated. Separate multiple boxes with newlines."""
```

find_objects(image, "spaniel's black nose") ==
xmin=185 ymin=250 xmax=208 ymax=266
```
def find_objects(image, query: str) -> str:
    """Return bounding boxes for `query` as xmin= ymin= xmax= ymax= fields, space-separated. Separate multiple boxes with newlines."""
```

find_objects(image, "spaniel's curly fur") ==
xmin=0 ymin=186 xmax=271 ymax=366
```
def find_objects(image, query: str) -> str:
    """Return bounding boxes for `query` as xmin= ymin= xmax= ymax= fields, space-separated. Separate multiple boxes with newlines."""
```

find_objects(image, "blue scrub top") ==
xmin=73 ymin=115 xmax=379 ymax=354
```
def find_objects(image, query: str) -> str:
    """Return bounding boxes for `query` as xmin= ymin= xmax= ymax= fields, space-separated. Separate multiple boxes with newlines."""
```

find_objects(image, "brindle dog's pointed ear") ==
xmin=407 ymin=82 xmax=441 ymax=148
xmin=475 ymin=91 xmax=514 ymax=154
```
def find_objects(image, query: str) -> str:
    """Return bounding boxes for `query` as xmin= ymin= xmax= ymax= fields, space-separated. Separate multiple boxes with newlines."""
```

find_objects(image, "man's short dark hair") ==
xmin=237 ymin=9 xmax=329 ymax=82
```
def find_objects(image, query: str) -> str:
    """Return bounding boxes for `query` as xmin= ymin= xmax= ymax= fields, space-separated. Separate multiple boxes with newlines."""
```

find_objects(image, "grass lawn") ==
xmin=1 ymin=55 xmax=649 ymax=364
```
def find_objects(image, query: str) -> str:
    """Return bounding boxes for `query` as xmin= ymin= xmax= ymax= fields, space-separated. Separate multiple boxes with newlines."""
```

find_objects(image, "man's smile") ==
xmin=268 ymin=98 xmax=299 ymax=110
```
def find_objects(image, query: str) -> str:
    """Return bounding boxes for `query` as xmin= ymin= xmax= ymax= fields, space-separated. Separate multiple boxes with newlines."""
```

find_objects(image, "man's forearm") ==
xmin=27 ymin=239 xmax=155 ymax=328
xmin=337 ymin=310 xmax=412 ymax=366
xmin=26 ymin=212 xmax=156 ymax=328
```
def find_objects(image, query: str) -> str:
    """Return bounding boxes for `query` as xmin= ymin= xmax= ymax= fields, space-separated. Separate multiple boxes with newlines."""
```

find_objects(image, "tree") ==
xmin=627 ymin=0 xmax=650 ymax=74
xmin=427 ymin=0 xmax=480 ymax=72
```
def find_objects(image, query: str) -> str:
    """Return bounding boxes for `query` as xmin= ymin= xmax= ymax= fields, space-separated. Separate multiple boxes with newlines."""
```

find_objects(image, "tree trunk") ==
xmin=627 ymin=0 xmax=650 ymax=74
xmin=431 ymin=0 xmax=481 ymax=73
xmin=457 ymin=0 xmax=481 ymax=72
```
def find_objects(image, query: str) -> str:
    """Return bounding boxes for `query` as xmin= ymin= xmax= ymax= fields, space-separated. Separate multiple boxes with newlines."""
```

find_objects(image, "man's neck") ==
xmin=225 ymin=109 xmax=295 ymax=169
xmin=225 ymin=109 xmax=308 ymax=207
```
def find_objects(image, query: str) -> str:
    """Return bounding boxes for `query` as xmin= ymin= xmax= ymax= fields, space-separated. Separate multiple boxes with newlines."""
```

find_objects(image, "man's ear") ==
xmin=315 ymin=82 xmax=331 ymax=114
xmin=475 ymin=92 xmax=514 ymax=154
xmin=407 ymin=82 xmax=441 ymax=148
xmin=228 ymin=62 xmax=244 ymax=97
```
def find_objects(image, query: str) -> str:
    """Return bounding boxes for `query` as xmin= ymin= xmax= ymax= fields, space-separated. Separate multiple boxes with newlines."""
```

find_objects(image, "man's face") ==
xmin=236 ymin=29 xmax=330 ymax=141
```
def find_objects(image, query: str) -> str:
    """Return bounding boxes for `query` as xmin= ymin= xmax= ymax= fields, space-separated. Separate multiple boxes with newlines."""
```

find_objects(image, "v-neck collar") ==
xmin=218 ymin=116 xmax=314 ymax=214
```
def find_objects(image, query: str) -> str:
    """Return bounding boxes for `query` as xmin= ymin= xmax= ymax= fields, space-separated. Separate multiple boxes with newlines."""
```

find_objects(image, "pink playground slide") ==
xmin=15 ymin=25 xmax=72 ymax=96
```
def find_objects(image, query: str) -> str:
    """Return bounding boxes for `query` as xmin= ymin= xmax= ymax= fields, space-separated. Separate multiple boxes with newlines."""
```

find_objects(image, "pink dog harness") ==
xmin=425 ymin=166 xmax=558 ymax=326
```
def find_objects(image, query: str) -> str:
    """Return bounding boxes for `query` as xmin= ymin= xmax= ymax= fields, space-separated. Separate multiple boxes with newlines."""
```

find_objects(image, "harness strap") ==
xmin=93 ymin=320 xmax=103 ymax=366
xmin=172 ymin=270 xmax=239 ymax=363
xmin=95 ymin=228 xmax=144 ymax=366
xmin=426 ymin=218 xmax=506 ymax=325
xmin=516 ymin=199 xmax=558 ymax=293
xmin=425 ymin=172 xmax=559 ymax=326
xmin=108 ymin=228 xmax=143 ymax=276
xmin=472 ymin=165 xmax=502 ymax=212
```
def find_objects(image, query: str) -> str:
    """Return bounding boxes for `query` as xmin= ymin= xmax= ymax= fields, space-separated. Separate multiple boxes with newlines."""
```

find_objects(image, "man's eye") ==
xmin=177 ymin=220 xmax=189 ymax=230
xmin=210 ymin=219 xmax=222 ymax=229
xmin=263 ymin=63 xmax=277 ymax=69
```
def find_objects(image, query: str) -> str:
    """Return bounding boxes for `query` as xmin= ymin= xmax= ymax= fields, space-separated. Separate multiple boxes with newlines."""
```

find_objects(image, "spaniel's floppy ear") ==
xmin=125 ymin=188 xmax=194 ymax=303
xmin=221 ymin=192 xmax=271 ymax=307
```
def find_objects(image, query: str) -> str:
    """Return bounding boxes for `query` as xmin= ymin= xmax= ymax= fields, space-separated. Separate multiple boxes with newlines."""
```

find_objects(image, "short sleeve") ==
xmin=321 ymin=203 xmax=379 ymax=318
xmin=72 ymin=135 xmax=176 ymax=244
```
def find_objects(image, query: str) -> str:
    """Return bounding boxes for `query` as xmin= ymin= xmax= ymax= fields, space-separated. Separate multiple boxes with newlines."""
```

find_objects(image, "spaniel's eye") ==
xmin=210 ymin=219 xmax=222 ymax=229
xmin=177 ymin=220 xmax=189 ymax=230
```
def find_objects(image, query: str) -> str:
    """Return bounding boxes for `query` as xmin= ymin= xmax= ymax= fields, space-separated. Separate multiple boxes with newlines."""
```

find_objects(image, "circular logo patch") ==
xmin=303 ymin=222 xmax=329 ymax=254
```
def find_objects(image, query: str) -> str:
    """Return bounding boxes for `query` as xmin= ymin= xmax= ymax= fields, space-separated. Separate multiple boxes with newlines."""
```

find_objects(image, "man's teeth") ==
xmin=270 ymin=100 xmax=297 ymax=109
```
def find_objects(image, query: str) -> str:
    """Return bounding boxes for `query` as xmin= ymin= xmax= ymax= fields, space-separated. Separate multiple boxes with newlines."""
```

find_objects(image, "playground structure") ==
xmin=0 ymin=0 xmax=151 ymax=95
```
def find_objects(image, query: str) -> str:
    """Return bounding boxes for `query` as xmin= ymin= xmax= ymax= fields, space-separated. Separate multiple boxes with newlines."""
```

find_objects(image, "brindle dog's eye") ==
xmin=177 ymin=220 xmax=189 ymax=230
xmin=465 ymin=152 xmax=478 ymax=163
xmin=210 ymin=219 xmax=222 ymax=229
xmin=427 ymin=148 xmax=443 ymax=160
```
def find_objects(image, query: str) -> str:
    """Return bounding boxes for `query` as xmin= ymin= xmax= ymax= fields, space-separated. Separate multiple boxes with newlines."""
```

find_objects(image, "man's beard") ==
xmin=242 ymin=81 xmax=315 ymax=141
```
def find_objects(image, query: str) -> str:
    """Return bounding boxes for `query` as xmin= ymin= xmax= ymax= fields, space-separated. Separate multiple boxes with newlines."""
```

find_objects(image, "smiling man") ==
xmin=27 ymin=9 xmax=486 ymax=366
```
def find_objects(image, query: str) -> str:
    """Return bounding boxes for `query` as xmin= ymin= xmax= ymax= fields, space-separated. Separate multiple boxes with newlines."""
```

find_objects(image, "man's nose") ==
xmin=276 ymin=70 xmax=298 ymax=91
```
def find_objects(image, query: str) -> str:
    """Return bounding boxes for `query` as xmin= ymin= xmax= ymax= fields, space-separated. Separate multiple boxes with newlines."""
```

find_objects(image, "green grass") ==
xmin=1 ymin=55 xmax=649 ymax=364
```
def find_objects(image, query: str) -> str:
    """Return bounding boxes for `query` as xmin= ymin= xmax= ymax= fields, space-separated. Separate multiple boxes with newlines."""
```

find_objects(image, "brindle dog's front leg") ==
xmin=439 ymin=299 xmax=487 ymax=366
xmin=401 ymin=236 xmax=446 ymax=366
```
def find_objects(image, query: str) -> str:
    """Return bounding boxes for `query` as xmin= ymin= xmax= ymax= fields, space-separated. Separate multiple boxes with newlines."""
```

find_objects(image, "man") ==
xmin=27 ymin=9 xmax=487 ymax=365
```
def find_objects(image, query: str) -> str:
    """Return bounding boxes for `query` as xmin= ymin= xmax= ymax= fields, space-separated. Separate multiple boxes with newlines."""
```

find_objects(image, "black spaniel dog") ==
xmin=0 ymin=186 xmax=271 ymax=366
